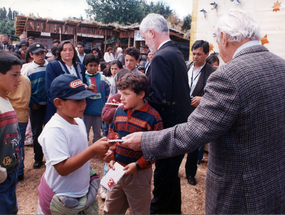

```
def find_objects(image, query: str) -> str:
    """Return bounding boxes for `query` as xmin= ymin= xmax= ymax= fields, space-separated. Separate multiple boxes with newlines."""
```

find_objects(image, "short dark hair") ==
xmin=117 ymin=72 xmax=150 ymax=98
xmin=52 ymin=39 xmax=60 ymax=44
xmin=77 ymin=42 xmax=84 ymax=48
xmin=107 ymin=47 xmax=112 ymax=52
xmin=100 ymin=61 xmax=108 ymax=71
xmin=109 ymin=60 xmax=123 ymax=70
xmin=28 ymin=36 xmax=34 ymax=40
xmin=206 ymin=54 xmax=219 ymax=66
xmin=56 ymin=40 xmax=78 ymax=66
xmin=116 ymin=69 xmax=131 ymax=81
xmin=103 ymin=67 xmax=111 ymax=77
xmin=84 ymin=53 xmax=99 ymax=66
xmin=0 ymin=51 xmax=22 ymax=74
xmin=125 ymin=47 xmax=140 ymax=60
xmin=51 ymin=45 xmax=58 ymax=56
xmin=191 ymin=40 xmax=209 ymax=54
xmin=25 ymin=47 xmax=34 ymax=63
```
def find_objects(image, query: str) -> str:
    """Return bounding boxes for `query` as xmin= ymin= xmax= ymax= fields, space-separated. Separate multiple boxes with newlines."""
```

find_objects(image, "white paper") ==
xmin=100 ymin=162 xmax=126 ymax=191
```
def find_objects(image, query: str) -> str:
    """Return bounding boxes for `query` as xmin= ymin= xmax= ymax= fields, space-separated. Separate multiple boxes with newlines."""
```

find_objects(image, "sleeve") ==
xmin=101 ymin=93 xmax=121 ymax=124
xmin=80 ymin=64 xmax=87 ymax=84
xmin=101 ymin=75 xmax=111 ymax=101
xmin=40 ymin=127 xmax=70 ymax=166
xmin=147 ymin=54 xmax=173 ymax=112
xmin=45 ymin=62 xmax=59 ymax=104
xmin=141 ymin=69 xmax=240 ymax=160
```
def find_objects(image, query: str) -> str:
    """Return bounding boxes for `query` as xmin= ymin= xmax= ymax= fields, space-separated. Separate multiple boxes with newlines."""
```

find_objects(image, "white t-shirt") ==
xmin=38 ymin=113 xmax=90 ymax=198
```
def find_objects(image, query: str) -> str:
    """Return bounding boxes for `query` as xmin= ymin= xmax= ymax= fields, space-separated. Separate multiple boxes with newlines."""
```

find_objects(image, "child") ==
xmin=37 ymin=74 xmax=111 ymax=214
xmin=104 ymin=73 xmax=163 ymax=214
xmin=7 ymin=73 xmax=31 ymax=181
xmin=0 ymin=51 xmax=22 ymax=214
xmin=108 ymin=47 xmax=141 ymax=98
xmin=22 ymin=42 xmax=48 ymax=169
xmin=83 ymin=53 xmax=110 ymax=142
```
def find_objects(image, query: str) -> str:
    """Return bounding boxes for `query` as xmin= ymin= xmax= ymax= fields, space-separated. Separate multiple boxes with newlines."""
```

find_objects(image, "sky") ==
xmin=0 ymin=0 xmax=192 ymax=21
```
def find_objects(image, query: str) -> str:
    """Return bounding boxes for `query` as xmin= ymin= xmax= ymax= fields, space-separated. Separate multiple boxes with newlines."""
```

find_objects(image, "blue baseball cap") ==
xmin=50 ymin=74 xmax=96 ymax=100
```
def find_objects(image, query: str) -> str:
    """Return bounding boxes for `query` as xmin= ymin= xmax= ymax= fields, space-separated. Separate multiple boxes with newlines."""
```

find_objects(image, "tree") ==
xmin=86 ymin=0 xmax=173 ymax=25
xmin=0 ymin=7 xmax=19 ymax=41
xmin=182 ymin=14 xmax=192 ymax=31
xmin=142 ymin=1 xmax=172 ymax=18
xmin=7 ymin=8 xmax=12 ymax=20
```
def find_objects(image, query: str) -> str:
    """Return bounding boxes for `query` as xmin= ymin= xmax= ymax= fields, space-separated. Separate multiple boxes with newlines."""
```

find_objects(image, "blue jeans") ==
xmin=17 ymin=122 xmax=27 ymax=176
xmin=102 ymin=122 xmax=109 ymax=137
xmin=198 ymin=146 xmax=204 ymax=162
xmin=0 ymin=171 xmax=18 ymax=214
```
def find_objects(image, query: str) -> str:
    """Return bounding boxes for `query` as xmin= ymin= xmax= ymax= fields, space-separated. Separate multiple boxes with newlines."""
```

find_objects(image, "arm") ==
xmin=54 ymin=137 xmax=109 ymax=176
xmin=101 ymin=93 xmax=121 ymax=124
xmin=123 ymin=70 xmax=239 ymax=159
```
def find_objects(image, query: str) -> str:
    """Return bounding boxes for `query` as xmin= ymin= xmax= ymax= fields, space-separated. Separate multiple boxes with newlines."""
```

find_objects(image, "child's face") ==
xmin=56 ymin=99 xmax=86 ymax=124
xmin=0 ymin=65 xmax=21 ymax=98
xmin=120 ymin=88 xmax=145 ymax=110
xmin=110 ymin=64 xmax=120 ymax=77
xmin=86 ymin=62 xmax=99 ymax=74
xmin=30 ymin=51 xmax=46 ymax=66
xmin=125 ymin=55 xmax=138 ymax=71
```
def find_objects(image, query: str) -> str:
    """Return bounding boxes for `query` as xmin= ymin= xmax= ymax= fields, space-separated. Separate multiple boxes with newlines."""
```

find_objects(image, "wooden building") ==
xmin=15 ymin=15 xmax=190 ymax=59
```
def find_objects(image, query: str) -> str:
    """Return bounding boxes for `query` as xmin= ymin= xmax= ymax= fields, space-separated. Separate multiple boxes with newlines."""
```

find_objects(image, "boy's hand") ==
xmin=191 ymin=96 xmax=202 ymax=107
xmin=108 ymin=160 xmax=115 ymax=170
xmin=103 ymin=150 xmax=113 ymax=163
xmin=88 ymin=84 xmax=96 ymax=91
xmin=123 ymin=162 xmax=137 ymax=175
xmin=32 ymin=103 xmax=40 ymax=110
xmin=91 ymin=137 xmax=110 ymax=156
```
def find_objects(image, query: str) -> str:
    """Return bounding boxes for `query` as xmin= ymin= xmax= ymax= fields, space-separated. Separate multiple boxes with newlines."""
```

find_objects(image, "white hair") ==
xmin=215 ymin=9 xmax=261 ymax=43
xmin=117 ymin=47 xmax=123 ymax=53
xmin=140 ymin=13 xmax=169 ymax=35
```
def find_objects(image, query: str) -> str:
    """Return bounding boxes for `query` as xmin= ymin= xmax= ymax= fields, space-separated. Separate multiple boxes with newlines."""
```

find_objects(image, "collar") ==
xmin=233 ymin=40 xmax=260 ymax=59
xmin=123 ymin=99 xmax=149 ymax=112
xmin=31 ymin=59 xmax=48 ymax=67
xmin=78 ymin=52 xmax=86 ymax=57
xmin=157 ymin=40 xmax=171 ymax=51
xmin=86 ymin=71 xmax=99 ymax=76
xmin=190 ymin=62 xmax=206 ymax=71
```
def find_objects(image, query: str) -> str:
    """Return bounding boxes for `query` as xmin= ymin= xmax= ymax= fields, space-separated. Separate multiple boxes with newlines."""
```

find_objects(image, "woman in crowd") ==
xmin=44 ymin=40 xmax=87 ymax=124
xmin=104 ymin=47 xmax=114 ymax=62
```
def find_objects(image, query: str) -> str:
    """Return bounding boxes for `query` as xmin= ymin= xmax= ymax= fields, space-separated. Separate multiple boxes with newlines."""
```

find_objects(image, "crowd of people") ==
xmin=1 ymin=8 xmax=285 ymax=215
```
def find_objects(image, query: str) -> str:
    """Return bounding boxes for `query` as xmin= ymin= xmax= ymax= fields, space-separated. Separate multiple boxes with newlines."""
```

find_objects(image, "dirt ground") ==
xmin=16 ymin=140 xmax=208 ymax=214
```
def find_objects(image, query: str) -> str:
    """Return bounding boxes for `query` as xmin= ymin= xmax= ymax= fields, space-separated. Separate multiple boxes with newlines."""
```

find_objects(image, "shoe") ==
xmin=33 ymin=161 xmax=43 ymax=169
xmin=187 ymin=176 xmax=196 ymax=185
xmin=18 ymin=174 xmax=24 ymax=182
xmin=100 ymin=187 xmax=107 ymax=200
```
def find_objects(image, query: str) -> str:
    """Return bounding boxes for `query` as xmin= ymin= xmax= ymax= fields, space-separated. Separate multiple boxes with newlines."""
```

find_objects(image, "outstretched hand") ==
xmin=121 ymin=132 xmax=143 ymax=151
xmin=91 ymin=137 xmax=112 ymax=157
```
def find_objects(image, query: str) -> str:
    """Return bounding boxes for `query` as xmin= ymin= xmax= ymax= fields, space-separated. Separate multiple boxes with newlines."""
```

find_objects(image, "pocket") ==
xmin=205 ymin=168 xmax=224 ymax=212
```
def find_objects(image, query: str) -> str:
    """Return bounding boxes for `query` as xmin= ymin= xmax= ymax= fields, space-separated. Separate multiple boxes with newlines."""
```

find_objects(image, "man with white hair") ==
xmin=139 ymin=13 xmax=192 ymax=214
xmin=122 ymin=9 xmax=285 ymax=213
xmin=116 ymin=47 xmax=125 ymax=66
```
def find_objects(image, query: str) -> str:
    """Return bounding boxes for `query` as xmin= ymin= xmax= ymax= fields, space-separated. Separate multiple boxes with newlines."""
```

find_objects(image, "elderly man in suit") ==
xmin=140 ymin=13 xmax=192 ymax=214
xmin=185 ymin=40 xmax=216 ymax=186
xmin=122 ymin=9 xmax=285 ymax=214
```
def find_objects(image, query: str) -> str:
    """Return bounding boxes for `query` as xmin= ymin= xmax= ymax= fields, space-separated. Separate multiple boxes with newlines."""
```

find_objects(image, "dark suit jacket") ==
xmin=141 ymin=45 xmax=285 ymax=213
xmin=147 ymin=41 xmax=191 ymax=128
xmin=187 ymin=62 xmax=216 ymax=112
